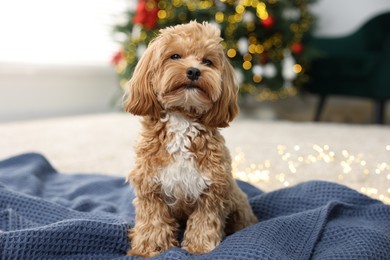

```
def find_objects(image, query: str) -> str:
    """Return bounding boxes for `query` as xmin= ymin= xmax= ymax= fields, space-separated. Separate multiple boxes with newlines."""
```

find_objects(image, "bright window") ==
xmin=0 ymin=0 xmax=130 ymax=65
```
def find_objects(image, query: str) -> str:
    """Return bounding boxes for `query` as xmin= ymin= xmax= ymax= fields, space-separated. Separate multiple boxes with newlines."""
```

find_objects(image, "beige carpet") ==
xmin=1 ymin=112 xmax=389 ymax=203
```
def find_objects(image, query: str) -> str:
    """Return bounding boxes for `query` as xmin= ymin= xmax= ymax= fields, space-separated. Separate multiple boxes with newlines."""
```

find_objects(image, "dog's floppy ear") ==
xmin=202 ymin=56 xmax=239 ymax=128
xmin=123 ymin=41 xmax=161 ymax=118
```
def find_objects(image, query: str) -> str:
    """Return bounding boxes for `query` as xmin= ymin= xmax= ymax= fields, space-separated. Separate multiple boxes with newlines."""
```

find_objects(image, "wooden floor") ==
xmin=239 ymin=94 xmax=390 ymax=125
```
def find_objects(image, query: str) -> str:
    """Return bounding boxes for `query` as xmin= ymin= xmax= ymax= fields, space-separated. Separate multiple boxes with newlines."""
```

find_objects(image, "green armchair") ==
xmin=304 ymin=12 xmax=390 ymax=124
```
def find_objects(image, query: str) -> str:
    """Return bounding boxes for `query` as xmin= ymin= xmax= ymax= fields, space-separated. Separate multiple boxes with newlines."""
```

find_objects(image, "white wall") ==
xmin=0 ymin=64 xmax=121 ymax=122
xmin=0 ymin=0 xmax=129 ymax=65
xmin=0 ymin=0 xmax=128 ymax=122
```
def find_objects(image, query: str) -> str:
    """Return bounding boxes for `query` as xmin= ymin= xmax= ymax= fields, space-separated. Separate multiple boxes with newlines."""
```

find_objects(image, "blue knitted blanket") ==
xmin=0 ymin=153 xmax=389 ymax=259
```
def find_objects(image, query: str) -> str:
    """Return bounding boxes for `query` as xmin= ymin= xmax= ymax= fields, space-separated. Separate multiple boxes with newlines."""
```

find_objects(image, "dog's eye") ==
xmin=171 ymin=54 xmax=181 ymax=60
xmin=202 ymin=58 xmax=213 ymax=66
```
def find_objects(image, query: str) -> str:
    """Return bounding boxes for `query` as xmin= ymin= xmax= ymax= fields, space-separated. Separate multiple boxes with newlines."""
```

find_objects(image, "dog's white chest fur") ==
xmin=158 ymin=113 xmax=211 ymax=203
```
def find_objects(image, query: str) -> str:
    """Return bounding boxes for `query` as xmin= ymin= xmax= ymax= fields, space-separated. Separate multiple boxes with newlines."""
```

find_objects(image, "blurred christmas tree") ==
xmin=112 ymin=0 xmax=316 ymax=101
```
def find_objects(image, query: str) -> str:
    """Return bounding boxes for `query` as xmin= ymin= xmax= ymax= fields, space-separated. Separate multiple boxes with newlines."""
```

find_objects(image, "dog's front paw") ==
xmin=181 ymin=245 xmax=214 ymax=255
xmin=127 ymin=246 xmax=162 ymax=258
xmin=182 ymin=234 xmax=221 ymax=255
xmin=127 ymin=228 xmax=178 ymax=257
xmin=127 ymin=240 xmax=178 ymax=258
xmin=127 ymin=248 xmax=158 ymax=258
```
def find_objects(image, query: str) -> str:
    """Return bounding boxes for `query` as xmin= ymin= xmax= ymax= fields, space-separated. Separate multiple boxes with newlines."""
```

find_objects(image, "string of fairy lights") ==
xmin=232 ymin=144 xmax=390 ymax=204
xmin=113 ymin=0 xmax=316 ymax=101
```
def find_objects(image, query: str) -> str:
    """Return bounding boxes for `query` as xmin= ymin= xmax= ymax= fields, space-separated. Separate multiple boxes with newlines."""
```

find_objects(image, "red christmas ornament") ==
xmin=261 ymin=15 xmax=275 ymax=29
xmin=133 ymin=0 xmax=158 ymax=30
xmin=111 ymin=49 xmax=123 ymax=65
xmin=291 ymin=42 xmax=304 ymax=54
xmin=259 ymin=52 xmax=269 ymax=64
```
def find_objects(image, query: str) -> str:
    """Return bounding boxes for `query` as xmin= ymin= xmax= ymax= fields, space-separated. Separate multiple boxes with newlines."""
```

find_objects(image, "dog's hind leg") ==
xmin=224 ymin=186 xmax=258 ymax=235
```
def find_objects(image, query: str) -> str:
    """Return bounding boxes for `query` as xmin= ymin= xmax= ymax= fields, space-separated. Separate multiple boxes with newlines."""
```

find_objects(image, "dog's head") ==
xmin=124 ymin=21 xmax=238 ymax=127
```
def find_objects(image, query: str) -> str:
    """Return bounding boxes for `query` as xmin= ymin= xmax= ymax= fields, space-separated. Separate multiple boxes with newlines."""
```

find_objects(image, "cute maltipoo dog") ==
xmin=124 ymin=21 xmax=257 ymax=257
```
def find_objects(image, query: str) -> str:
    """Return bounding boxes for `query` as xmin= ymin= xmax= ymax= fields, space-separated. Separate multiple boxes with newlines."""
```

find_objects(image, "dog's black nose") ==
xmin=186 ymin=67 xmax=201 ymax=81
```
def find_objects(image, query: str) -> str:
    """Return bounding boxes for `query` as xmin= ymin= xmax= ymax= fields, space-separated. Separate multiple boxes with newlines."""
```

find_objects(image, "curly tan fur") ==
xmin=124 ymin=22 xmax=258 ymax=257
